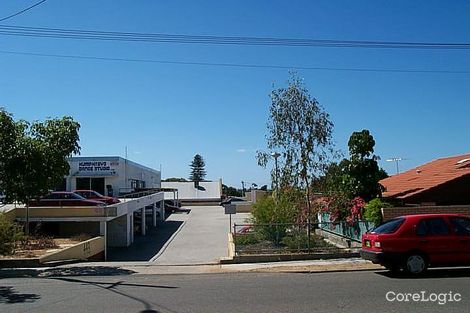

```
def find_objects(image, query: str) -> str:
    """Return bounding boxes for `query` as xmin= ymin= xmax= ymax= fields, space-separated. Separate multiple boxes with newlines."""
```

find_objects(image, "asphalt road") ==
xmin=1 ymin=268 xmax=469 ymax=313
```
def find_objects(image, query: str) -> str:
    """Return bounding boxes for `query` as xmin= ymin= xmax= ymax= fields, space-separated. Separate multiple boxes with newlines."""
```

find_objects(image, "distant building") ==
xmin=380 ymin=154 xmax=470 ymax=206
xmin=66 ymin=156 xmax=161 ymax=196
xmin=161 ymin=180 xmax=222 ymax=203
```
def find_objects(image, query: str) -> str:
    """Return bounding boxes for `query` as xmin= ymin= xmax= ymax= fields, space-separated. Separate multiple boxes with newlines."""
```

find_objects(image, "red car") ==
xmin=29 ymin=191 xmax=105 ymax=207
xmin=73 ymin=190 xmax=120 ymax=205
xmin=360 ymin=214 xmax=470 ymax=274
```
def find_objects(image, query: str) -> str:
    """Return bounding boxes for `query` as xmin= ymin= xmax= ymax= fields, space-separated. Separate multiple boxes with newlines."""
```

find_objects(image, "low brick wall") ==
xmin=382 ymin=205 xmax=470 ymax=221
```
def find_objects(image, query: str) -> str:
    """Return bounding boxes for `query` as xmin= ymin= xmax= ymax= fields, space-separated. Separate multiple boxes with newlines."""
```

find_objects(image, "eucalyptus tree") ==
xmin=257 ymin=74 xmax=334 ymax=218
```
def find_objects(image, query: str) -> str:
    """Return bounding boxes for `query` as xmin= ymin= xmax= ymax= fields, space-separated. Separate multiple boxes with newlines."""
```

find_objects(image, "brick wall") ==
xmin=382 ymin=205 xmax=470 ymax=221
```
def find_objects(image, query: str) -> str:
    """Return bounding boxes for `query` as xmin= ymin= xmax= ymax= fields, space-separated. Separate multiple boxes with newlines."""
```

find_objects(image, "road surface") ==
xmin=1 ymin=268 xmax=468 ymax=313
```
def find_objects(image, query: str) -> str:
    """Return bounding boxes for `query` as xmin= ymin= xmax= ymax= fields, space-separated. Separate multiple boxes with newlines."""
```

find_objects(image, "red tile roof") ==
xmin=380 ymin=154 xmax=470 ymax=199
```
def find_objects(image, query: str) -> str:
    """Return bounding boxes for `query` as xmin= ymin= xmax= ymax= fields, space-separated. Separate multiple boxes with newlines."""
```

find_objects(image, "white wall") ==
xmin=67 ymin=157 xmax=161 ymax=196
xmin=162 ymin=181 xmax=222 ymax=201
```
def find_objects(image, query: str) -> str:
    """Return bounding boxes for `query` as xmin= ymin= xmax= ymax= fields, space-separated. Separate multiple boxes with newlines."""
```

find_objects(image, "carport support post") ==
xmin=130 ymin=213 xmax=134 ymax=244
xmin=159 ymin=200 xmax=164 ymax=221
xmin=141 ymin=207 xmax=146 ymax=236
xmin=152 ymin=203 xmax=157 ymax=227
xmin=100 ymin=221 xmax=107 ymax=261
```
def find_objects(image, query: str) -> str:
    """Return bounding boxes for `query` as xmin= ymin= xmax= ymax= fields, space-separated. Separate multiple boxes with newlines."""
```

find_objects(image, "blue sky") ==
xmin=1 ymin=0 xmax=469 ymax=188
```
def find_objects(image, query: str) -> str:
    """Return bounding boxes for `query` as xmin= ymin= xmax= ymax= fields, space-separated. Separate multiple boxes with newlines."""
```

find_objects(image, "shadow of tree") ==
xmin=48 ymin=276 xmax=179 ymax=313
xmin=1 ymin=266 xmax=136 ymax=279
xmin=38 ymin=266 xmax=136 ymax=277
xmin=0 ymin=286 xmax=40 ymax=304
xmin=52 ymin=277 xmax=178 ymax=290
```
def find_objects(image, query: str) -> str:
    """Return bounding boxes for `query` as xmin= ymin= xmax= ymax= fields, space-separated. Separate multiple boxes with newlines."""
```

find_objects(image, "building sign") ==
xmin=77 ymin=161 xmax=118 ymax=176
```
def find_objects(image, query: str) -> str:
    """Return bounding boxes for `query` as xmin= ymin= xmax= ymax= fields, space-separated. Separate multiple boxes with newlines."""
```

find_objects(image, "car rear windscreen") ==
xmin=371 ymin=217 xmax=405 ymax=234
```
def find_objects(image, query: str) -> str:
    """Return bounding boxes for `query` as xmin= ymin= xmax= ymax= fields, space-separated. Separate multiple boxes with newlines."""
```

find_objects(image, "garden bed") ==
xmin=0 ymin=235 xmax=90 ymax=259
xmin=234 ymin=232 xmax=342 ymax=255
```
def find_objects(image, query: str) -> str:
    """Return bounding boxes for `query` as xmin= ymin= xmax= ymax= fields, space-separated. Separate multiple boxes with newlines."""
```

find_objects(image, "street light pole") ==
xmin=271 ymin=152 xmax=281 ymax=191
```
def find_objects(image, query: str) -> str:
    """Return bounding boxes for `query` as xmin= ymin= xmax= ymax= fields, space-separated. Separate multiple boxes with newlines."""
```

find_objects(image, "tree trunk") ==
xmin=25 ymin=201 xmax=30 ymax=236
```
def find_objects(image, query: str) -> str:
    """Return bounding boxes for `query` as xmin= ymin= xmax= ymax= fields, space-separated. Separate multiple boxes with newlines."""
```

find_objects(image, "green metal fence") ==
xmin=318 ymin=213 xmax=375 ymax=242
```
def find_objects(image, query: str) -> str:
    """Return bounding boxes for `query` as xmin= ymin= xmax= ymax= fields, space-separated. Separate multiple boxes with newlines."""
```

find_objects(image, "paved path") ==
xmin=152 ymin=206 xmax=250 ymax=265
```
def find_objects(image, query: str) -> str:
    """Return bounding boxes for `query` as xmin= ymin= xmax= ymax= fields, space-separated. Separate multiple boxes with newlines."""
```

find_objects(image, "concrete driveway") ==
xmin=152 ymin=206 xmax=250 ymax=265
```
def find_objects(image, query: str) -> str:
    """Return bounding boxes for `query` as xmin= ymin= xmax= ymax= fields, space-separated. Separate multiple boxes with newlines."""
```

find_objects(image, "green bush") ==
xmin=252 ymin=191 xmax=302 ymax=244
xmin=252 ymin=191 xmax=301 ymax=225
xmin=282 ymin=230 xmax=309 ymax=250
xmin=234 ymin=233 xmax=259 ymax=246
xmin=0 ymin=213 xmax=24 ymax=255
xmin=364 ymin=198 xmax=391 ymax=226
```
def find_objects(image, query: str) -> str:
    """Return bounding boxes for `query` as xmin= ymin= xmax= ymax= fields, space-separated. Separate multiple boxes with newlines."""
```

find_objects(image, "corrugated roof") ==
xmin=380 ymin=154 xmax=470 ymax=199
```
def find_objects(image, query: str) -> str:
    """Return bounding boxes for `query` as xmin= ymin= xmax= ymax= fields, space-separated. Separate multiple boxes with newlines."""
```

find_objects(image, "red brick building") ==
xmin=380 ymin=154 xmax=470 ymax=206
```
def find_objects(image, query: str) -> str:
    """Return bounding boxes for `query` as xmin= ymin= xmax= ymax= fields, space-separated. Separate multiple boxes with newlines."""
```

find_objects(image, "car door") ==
xmin=449 ymin=216 xmax=470 ymax=264
xmin=39 ymin=193 xmax=59 ymax=206
xmin=415 ymin=217 xmax=454 ymax=265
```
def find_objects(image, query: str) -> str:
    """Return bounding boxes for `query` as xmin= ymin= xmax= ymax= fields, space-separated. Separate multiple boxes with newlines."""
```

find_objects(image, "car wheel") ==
xmin=404 ymin=253 xmax=427 ymax=275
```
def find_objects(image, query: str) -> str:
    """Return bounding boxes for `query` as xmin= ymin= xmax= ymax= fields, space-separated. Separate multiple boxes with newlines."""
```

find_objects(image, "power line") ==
xmin=1 ymin=49 xmax=469 ymax=74
xmin=0 ymin=1 xmax=47 ymax=22
xmin=0 ymin=24 xmax=469 ymax=49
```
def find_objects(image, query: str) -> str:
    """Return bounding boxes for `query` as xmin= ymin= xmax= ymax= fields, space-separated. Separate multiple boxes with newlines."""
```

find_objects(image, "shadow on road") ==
xmin=108 ymin=220 xmax=184 ymax=262
xmin=51 ymin=277 xmax=178 ymax=289
xmin=39 ymin=266 xmax=136 ymax=277
xmin=0 ymin=266 xmax=135 ymax=279
xmin=48 ymin=276 xmax=179 ymax=313
xmin=0 ymin=286 xmax=40 ymax=304
xmin=376 ymin=267 xmax=470 ymax=279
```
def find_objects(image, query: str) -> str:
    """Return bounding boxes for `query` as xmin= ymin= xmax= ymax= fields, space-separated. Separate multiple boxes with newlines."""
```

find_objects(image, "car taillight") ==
xmin=374 ymin=241 xmax=381 ymax=248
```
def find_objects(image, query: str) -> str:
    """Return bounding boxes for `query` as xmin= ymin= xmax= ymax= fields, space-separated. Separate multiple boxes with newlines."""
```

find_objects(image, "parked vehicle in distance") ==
xmin=360 ymin=214 xmax=470 ymax=275
xmin=73 ymin=189 xmax=120 ymax=205
xmin=164 ymin=199 xmax=190 ymax=214
xmin=29 ymin=191 xmax=106 ymax=207
xmin=219 ymin=197 xmax=245 ymax=206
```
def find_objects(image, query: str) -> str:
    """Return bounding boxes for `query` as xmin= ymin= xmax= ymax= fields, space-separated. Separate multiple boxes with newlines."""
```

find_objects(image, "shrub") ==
xmin=364 ymin=198 xmax=391 ymax=226
xmin=234 ymin=233 xmax=259 ymax=246
xmin=252 ymin=190 xmax=302 ymax=244
xmin=0 ymin=213 xmax=24 ymax=255
xmin=252 ymin=190 xmax=302 ymax=225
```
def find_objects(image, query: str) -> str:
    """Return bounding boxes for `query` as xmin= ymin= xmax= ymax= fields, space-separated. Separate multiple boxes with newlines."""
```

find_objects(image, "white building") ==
xmin=66 ymin=156 xmax=161 ymax=196
xmin=161 ymin=180 xmax=222 ymax=203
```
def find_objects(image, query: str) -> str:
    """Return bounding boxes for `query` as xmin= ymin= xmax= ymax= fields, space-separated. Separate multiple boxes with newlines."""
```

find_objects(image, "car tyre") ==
xmin=404 ymin=253 xmax=428 ymax=275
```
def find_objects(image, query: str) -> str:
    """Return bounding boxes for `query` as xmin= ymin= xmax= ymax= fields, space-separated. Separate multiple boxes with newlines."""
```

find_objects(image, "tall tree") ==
xmin=346 ymin=129 xmax=387 ymax=201
xmin=0 ymin=108 xmax=81 ymax=234
xmin=318 ymin=129 xmax=388 ymax=202
xmin=257 ymin=73 xmax=334 ymax=218
xmin=189 ymin=154 xmax=206 ymax=187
